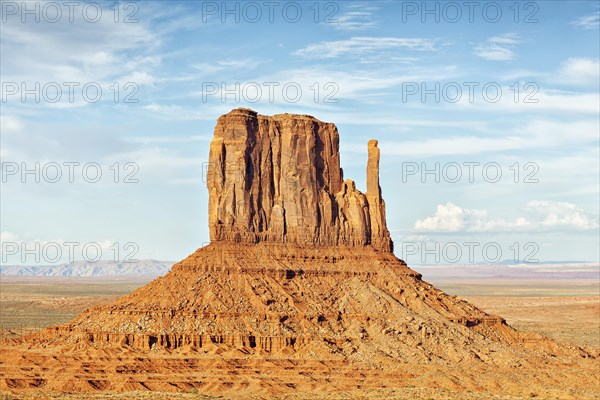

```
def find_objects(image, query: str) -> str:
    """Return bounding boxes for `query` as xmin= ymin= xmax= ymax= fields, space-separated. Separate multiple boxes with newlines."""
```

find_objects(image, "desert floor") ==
xmin=0 ymin=387 xmax=566 ymax=400
xmin=1 ymin=275 xmax=598 ymax=399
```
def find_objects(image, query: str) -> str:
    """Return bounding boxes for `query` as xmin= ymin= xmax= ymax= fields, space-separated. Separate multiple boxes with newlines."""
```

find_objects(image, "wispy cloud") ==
xmin=0 ymin=2 xmax=165 ymax=110
xmin=558 ymin=57 xmax=600 ymax=87
xmin=123 ymin=135 xmax=210 ymax=144
xmin=474 ymin=33 xmax=520 ymax=61
xmin=294 ymin=37 xmax=437 ymax=58
xmin=0 ymin=116 xmax=24 ymax=135
xmin=0 ymin=231 xmax=19 ymax=243
xmin=121 ymin=71 xmax=157 ymax=86
xmin=332 ymin=5 xmax=378 ymax=31
xmin=164 ymin=64 xmax=462 ymax=114
xmin=571 ymin=10 xmax=600 ymax=30
xmin=1 ymin=13 xmax=158 ymax=83
xmin=192 ymin=59 xmax=263 ymax=75
xmin=454 ymin=88 xmax=599 ymax=115
xmin=141 ymin=103 xmax=238 ymax=121
xmin=346 ymin=119 xmax=599 ymax=157
xmin=142 ymin=104 xmax=211 ymax=120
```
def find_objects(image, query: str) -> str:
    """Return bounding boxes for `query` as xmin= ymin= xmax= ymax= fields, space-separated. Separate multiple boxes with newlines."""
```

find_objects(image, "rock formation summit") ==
xmin=1 ymin=108 xmax=598 ymax=398
xmin=208 ymin=108 xmax=393 ymax=252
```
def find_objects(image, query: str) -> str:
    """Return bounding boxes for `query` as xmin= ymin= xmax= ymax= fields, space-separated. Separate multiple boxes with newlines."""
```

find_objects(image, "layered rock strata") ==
xmin=207 ymin=108 xmax=393 ymax=252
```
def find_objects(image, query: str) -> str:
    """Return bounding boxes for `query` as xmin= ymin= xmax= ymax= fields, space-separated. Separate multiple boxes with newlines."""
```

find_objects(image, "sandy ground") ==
xmin=1 ymin=276 xmax=598 ymax=399
xmin=4 ymin=277 xmax=596 ymax=349
xmin=0 ymin=387 xmax=553 ymax=400
xmin=461 ymin=295 xmax=599 ymax=348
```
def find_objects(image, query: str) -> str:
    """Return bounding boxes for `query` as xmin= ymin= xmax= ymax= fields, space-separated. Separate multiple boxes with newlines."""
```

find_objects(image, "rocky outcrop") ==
xmin=207 ymin=108 xmax=393 ymax=252
xmin=2 ymin=108 xmax=598 ymax=399
xmin=24 ymin=242 xmax=550 ymax=359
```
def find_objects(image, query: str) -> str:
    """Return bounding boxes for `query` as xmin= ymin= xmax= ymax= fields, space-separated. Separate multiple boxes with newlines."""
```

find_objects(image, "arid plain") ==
xmin=1 ymin=272 xmax=598 ymax=400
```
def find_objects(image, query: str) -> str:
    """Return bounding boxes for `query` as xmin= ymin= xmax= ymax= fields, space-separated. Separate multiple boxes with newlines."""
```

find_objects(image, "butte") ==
xmin=0 ymin=108 xmax=598 ymax=399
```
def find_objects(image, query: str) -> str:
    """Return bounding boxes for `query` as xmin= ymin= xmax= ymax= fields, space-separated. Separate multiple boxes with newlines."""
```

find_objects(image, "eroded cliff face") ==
xmin=207 ymin=108 xmax=393 ymax=252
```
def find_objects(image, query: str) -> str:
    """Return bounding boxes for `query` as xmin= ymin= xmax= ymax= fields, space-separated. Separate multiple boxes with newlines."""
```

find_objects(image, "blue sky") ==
xmin=1 ymin=1 xmax=599 ymax=265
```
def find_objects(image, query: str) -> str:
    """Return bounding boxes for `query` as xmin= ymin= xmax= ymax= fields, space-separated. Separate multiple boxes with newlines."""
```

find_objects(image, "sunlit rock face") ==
xmin=207 ymin=108 xmax=393 ymax=252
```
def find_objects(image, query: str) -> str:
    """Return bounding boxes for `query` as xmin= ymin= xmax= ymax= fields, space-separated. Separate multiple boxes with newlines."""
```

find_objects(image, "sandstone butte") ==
xmin=0 ymin=108 xmax=598 ymax=399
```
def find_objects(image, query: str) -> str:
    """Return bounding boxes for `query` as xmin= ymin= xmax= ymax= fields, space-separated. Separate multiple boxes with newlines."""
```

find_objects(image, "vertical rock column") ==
xmin=366 ymin=140 xmax=393 ymax=252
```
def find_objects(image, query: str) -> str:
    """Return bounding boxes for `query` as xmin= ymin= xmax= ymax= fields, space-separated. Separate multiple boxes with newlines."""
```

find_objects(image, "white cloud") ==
xmin=97 ymin=239 xmax=118 ymax=252
xmin=2 ymin=18 xmax=157 ymax=82
xmin=0 ymin=231 xmax=19 ymax=243
xmin=558 ymin=58 xmax=600 ymax=87
xmin=415 ymin=202 xmax=470 ymax=231
xmin=0 ymin=116 xmax=24 ymax=135
xmin=142 ymin=103 xmax=221 ymax=120
xmin=1 ymin=3 xmax=161 ymax=109
xmin=348 ymin=119 xmax=598 ymax=157
xmin=474 ymin=33 xmax=519 ymax=61
xmin=332 ymin=9 xmax=378 ymax=31
xmin=525 ymin=200 xmax=599 ymax=230
xmin=121 ymin=71 xmax=157 ymax=86
xmin=191 ymin=59 xmax=262 ymax=75
xmin=124 ymin=56 xmax=163 ymax=71
xmin=487 ymin=34 xmax=519 ymax=45
xmin=454 ymin=87 xmax=599 ymax=115
xmin=523 ymin=90 xmax=599 ymax=114
xmin=373 ymin=135 xmax=525 ymax=157
xmin=571 ymin=11 xmax=600 ymax=30
xmin=415 ymin=201 xmax=598 ymax=233
xmin=114 ymin=146 xmax=203 ymax=173
xmin=294 ymin=37 xmax=436 ymax=58
xmin=124 ymin=135 xmax=209 ymax=144
xmin=188 ymin=64 xmax=462 ymax=112
xmin=414 ymin=203 xmax=530 ymax=232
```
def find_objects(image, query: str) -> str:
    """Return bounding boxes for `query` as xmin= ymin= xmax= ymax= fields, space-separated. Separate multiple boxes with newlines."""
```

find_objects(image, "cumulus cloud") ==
xmin=415 ymin=203 xmax=469 ymax=231
xmin=474 ymin=33 xmax=519 ymax=61
xmin=415 ymin=201 xmax=598 ymax=232
xmin=525 ymin=200 xmax=599 ymax=230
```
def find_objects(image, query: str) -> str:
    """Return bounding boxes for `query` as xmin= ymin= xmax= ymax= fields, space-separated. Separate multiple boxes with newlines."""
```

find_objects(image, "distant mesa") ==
xmin=207 ymin=107 xmax=393 ymax=252
xmin=0 ymin=260 xmax=174 ymax=277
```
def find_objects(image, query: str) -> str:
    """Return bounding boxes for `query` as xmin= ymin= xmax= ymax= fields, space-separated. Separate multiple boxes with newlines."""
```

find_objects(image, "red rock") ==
xmin=207 ymin=108 xmax=392 ymax=252
xmin=1 ymin=108 xmax=597 ymax=398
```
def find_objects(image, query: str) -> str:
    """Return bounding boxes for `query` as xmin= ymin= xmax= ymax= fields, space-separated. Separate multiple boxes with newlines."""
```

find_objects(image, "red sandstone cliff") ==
xmin=207 ymin=108 xmax=393 ymax=252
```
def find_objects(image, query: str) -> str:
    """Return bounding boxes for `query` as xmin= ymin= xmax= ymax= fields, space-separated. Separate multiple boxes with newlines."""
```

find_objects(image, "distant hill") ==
xmin=2 ymin=259 xmax=598 ymax=279
xmin=0 ymin=260 xmax=175 ymax=277
xmin=415 ymin=262 xmax=600 ymax=281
